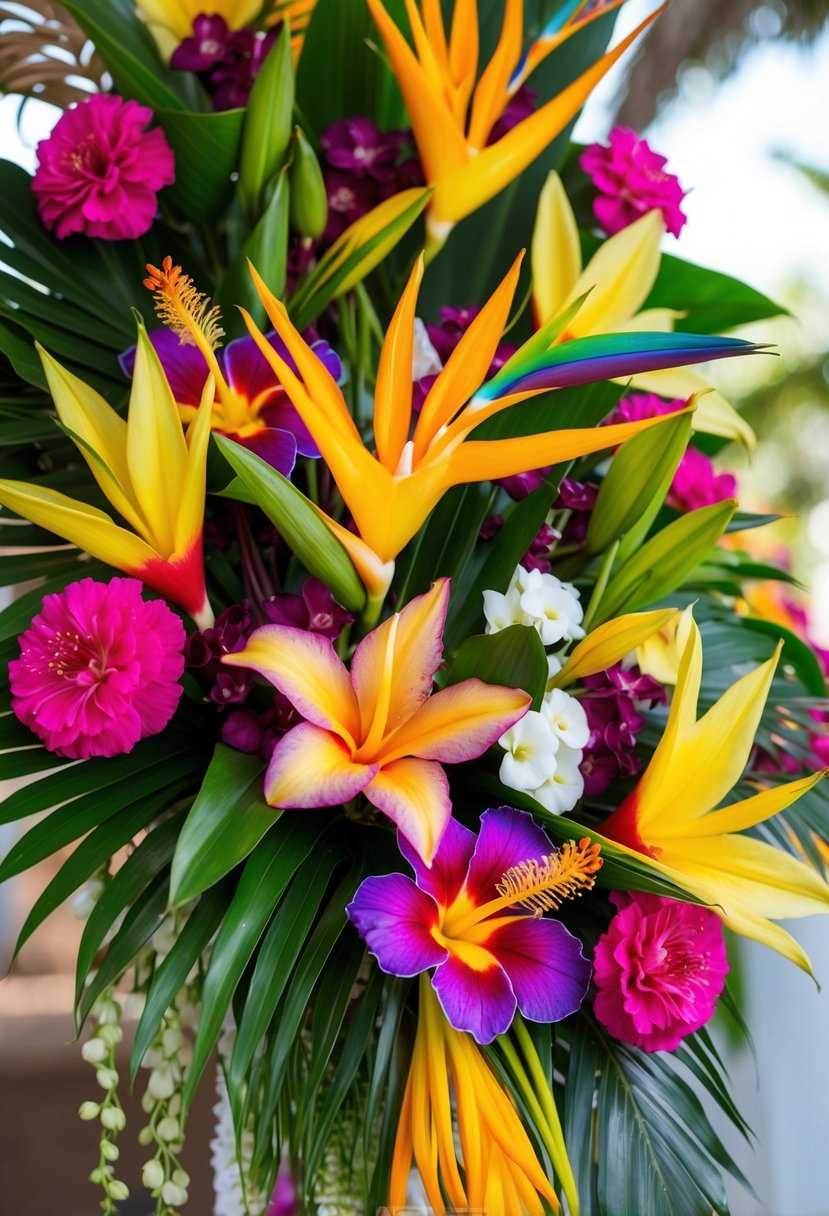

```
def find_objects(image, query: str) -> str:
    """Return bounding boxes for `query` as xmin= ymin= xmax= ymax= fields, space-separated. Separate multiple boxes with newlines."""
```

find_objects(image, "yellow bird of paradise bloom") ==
xmin=366 ymin=0 xmax=661 ymax=254
xmin=391 ymin=976 xmax=562 ymax=1215
xmin=239 ymin=255 xmax=756 ymax=611
xmin=531 ymin=170 xmax=756 ymax=450
xmin=0 ymin=329 xmax=214 ymax=628
xmin=600 ymin=609 xmax=829 ymax=972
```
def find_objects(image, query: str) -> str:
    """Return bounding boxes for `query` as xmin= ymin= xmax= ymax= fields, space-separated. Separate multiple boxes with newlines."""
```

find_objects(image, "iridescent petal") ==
xmin=398 ymin=816 xmax=477 ymax=906
xmin=465 ymin=806 xmax=554 ymax=906
xmin=486 ymin=916 xmax=591 ymax=1022
xmin=346 ymin=873 xmax=446 ymax=976
xmin=431 ymin=954 xmax=516 ymax=1044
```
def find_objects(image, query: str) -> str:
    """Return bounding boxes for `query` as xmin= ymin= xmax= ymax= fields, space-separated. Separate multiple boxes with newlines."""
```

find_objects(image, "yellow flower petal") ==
xmin=531 ymin=171 xmax=582 ymax=326
xmin=568 ymin=210 xmax=664 ymax=336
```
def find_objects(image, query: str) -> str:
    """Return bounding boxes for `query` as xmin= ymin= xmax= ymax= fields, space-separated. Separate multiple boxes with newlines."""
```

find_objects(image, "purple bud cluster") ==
xmin=580 ymin=663 xmax=665 ymax=795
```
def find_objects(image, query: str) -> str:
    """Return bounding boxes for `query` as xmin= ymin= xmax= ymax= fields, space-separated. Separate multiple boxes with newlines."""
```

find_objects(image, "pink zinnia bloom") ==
xmin=593 ymin=892 xmax=728 ymax=1052
xmin=10 ymin=578 xmax=185 ymax=759
xmin=580 ymin=126 xmax=687 ymax=238
xmin=32 ymin=94 xmax=175 ymax=241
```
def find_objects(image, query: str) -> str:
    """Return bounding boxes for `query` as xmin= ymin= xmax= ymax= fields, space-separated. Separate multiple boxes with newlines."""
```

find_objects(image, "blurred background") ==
xmin=1 ymin=0 xmax=828 ymax=1213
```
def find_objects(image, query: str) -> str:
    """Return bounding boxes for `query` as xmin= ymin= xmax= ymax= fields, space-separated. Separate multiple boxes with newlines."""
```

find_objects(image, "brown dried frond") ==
xmin=0 ymin=0 xmax=106 ymax=108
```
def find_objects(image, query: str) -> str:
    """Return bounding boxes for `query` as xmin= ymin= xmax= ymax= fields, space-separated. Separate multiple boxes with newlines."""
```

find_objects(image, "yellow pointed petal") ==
xmin=531 ymin=171 xmax=582 ymax=325
xmin=127 ymin=323 xmax=189 ymax=555
xmin=224 ymin=625 xmax=361 ymax=745
xmin=373 ymin=255 xmax=424 ymax=471
xmin=650 ymin=646 xmax=780 ymax=833
xmin=173 ymin=373 xmax=213 ymax=557
xmin=613 ymin=307 xmax=686 ymax=333
xmin=429 ymin=8 xmax=661 ymax=227
xmin=311 ymin=506 xmax=396 ymax=598
xmin=466 ymin=0 xmax=522 ymax=149
xmin=37 ymin=345 xmax=146 ymax=536
xmin=683 ymin=771 xmax=826 ymax=838
xmin=0 ymin=479 xmax=154 ymax=572
xmin=628 ymin=366 xmax=756 ymax=451
xmin=636 ymin=615 xmax=682 ymax=684
xmin=445 ymin=409 xmax=679 ymax=485
xmin=365 ymin=0 xmax=468 ymax=180
xmin=551 ymin=608 xmax=679 ymax=688
xmin=567 ymin=210 xmax=664 ymax=336
xmin=413 ymin=253 xmax=524 ymax=458
xmin=511 ymin=0 xmax=627 ymax=88
xmin=448 ymin=0 xmax=479 ymax=118
xmin=663 ymin=833 xmax=829 ymax=941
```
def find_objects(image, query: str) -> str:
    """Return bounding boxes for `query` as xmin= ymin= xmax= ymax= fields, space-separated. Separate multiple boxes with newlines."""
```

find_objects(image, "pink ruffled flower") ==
xmin=10 ymin=578 xmax=185 ymax=759
xmin=580 ymin=126 xmax=687 ymax=238
xmin=32 ymin=94 xmax=175 ymax=241
xmin=593 ymin=892 xmax=728 ymax=1052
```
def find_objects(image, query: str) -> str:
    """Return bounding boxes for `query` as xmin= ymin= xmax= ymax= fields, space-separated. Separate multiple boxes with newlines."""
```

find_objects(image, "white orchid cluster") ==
xmin=78 ymin=989 xmax=131 ymax=1214
xmin=485 ymin=565 xmax=589 ymax=814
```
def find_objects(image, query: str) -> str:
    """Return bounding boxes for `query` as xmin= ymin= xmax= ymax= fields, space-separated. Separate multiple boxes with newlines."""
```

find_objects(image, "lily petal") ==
xmin=364 ymin=756 xmax=451 ymax=865
xmin=264 ymin=722 xmax=376 ymax=807
xmin=224 ymin=624 xmax=361 ymax=743
xmin=380 ymin=678 xmax=531 ymax=764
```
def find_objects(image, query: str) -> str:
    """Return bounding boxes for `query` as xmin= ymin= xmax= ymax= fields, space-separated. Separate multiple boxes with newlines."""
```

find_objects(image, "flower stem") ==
xmin=582 ymin=537 xmax=620 ymax=632
xmin=513 ymin=1015 xmax=579 ymax=1216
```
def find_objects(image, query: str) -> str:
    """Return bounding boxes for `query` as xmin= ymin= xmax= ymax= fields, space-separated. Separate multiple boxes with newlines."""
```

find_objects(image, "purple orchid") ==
xmin=347 ymin=807 xmax=595 ymax=1044
xmin=262 ymin=577 xmax=353 ymax=640
xmin=120 ymin=327 xmax=341 ymax=477
xmin=171 ymin=15 xmax=277 ymax=110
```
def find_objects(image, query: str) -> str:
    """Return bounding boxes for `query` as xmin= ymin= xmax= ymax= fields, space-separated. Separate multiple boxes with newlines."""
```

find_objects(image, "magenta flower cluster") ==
xmin=581 ymin=662 xmax=665 ymax=796
xmin=171 ymin=14 xmax=277 ymax=110
xmin=10 ymin=578 xmax=185 ymax=759
xmin=320 ymin=117 xmax=423 ymax=240
xmin=581 ymin=126 xmax=688 ymax=238
xmin=593 ymin=892 xmax=728 ymax=1051
xmin=32 ymin=94 xmax=175 ymax=241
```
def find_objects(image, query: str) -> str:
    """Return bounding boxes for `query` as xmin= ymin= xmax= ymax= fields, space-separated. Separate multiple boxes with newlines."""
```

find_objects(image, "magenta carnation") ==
xmin=32 ymin=95 xmax=175 ymax=241
xmin=593 ymin=892 xmax=728 ymax=1052
xmin=580 ymin=126 xmax=687 ymax=238
xmin=10 ymin=578 xmax=186 ymax=759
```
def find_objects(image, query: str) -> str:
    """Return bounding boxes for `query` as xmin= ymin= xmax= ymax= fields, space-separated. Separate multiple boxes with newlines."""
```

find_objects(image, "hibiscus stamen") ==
xmin=144 ymin=256 xmax=225 ymax=352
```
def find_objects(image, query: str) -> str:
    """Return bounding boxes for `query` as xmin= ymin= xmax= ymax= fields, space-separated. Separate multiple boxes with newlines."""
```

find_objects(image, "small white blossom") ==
xmin=542 ymin=688 xmax=590 ymax=751
xmin=81 ymin=1037 xmax=108 ymax=1065
xmin=533 ymin=744 xmax=585 ymax=814
xmin=412 ymin=317 xmax=443 ymax=380
xmin=498 ymin=711 xmax=559 ymax=791
xmin=518 ymin=568 xmax=585 ymax=646
xmin=142 ymin=1160 xmax=165 ymax=1190
xmin=483 ymin=585 xmax=526 ymax=634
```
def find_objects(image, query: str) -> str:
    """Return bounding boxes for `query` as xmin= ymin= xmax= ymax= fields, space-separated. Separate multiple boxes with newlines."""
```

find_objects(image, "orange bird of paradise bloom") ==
xmin=366 ymin=0 xmax=663 ymax=253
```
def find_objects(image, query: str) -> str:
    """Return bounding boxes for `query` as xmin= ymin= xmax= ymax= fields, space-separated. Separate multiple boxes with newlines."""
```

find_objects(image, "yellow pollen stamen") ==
xmin=446 ymin=838 xmax=603 ymax=936
xmin=143 ymin=257 xmax=236 ymax=413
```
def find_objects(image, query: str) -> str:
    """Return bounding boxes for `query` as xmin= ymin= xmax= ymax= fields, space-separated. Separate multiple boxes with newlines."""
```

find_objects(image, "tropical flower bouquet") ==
xmin=1 ymin=1 xmax=828 ymax=1214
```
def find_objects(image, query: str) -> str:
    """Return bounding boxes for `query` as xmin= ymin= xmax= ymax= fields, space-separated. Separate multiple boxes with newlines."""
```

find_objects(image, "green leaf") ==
xmin=216 ymin=436 xmax=366 ymax=612
xmin=444 ymin=477 xmax=562 ymax=650
xmin=170 ymin=744 xmax=275 ymax=907
xmin=587 ymin=412 xmax=693 ymax=557
xmin=238 ymin=24 xmax=294 ymax=221
xmin=129 ymin=884 xmax=229 ymax=1079
xmin=395 ymin=482 xmax=493 ymax=605
xmin=78 ymin=875 xmax=170 ymax=1026
xmin=61 ymin=0 xmax=188 ymax=113
xmin=229 ymin=843 xmax=343 ymax=1102
xmin=184 ymin=816 xmax=327 ymax=1108
xmin=597 ymin=500 xmax=737 ymax=624
xmin=445 ymin=626 xmax=548 ymax=709
xmin=288 ymin=188 xmax=431 ymax=331
xmin=158 ymin=108 xmax=244 ymax=222
xmin=258 ymin=863 xmax=366 ymax=1128
xmin=216 ymin=169 xmax=290 ymax=337
xmin=75 ymin=814 xmax=183 ymax=1016
xmin=646 ymin=251 xmax=785 ymax=334
xmin=740 ymin=617 xmax=827 ymax=699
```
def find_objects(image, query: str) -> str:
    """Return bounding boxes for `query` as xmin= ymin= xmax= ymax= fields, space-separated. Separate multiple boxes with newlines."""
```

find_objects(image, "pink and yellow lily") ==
xmin=240 ymin=256 xmax=757 ymax=606
xmin=366 ymin=0 xmax=658 ymax=253
xmin=531 ymin=171 xmax=756 ymax=449
xmin=0 ymin=328 xmax=213 ymax=627
xmin=600 ymin=609 xmax=829 ymax=971
xmin=223 ymin=579 xmax=529 ymax=863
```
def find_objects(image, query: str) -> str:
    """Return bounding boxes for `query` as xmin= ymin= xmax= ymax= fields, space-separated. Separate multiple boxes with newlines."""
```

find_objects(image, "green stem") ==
xmin=582 ymin=538 xmax=620 ymax=632
xmin=513 ymin=1016 xmax=579 ymax=1216
xmin=305 ymin=457 xmax=320 ymax=507
xmin=497 ymin=1034 xmax=564 ymax=1179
